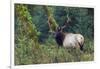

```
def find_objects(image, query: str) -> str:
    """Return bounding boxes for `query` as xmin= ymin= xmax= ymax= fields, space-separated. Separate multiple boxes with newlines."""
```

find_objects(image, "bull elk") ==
xmin=48 ymin=15 xmax=84 ymax=51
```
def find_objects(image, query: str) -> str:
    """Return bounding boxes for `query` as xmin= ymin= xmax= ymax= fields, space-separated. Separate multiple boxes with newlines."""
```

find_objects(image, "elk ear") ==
xmin=56 ymin=26 xmax=62 ymax=32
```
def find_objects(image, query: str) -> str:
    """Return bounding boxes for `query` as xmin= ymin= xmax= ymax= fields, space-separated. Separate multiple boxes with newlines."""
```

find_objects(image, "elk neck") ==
xmin=55 ymin=31 xmax=65 ymax=46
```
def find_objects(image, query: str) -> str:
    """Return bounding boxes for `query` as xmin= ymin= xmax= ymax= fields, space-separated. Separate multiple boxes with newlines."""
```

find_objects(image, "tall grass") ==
xmin=15 ymin=36 xmax=94 ymax=65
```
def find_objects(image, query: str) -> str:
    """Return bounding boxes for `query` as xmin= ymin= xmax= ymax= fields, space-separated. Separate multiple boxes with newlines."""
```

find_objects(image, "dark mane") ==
xmin=55 ymin=31 xmax=65 ymax=46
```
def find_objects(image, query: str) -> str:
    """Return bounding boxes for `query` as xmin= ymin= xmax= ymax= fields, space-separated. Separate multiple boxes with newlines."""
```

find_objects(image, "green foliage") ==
xmin=15 ymin=4 xmax=94 ymax=65
xmin=15 ymin=37 xmax=93 ymax=65
xmin=15 ymin=4 xmax=40 ymax=49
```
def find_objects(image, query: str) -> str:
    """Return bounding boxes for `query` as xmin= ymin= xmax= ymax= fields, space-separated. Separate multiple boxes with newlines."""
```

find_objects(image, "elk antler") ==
xmin=67 ymin=14 xmax=71 ymax=23
xmin=62 ymin=14 xmax=71 ymax=29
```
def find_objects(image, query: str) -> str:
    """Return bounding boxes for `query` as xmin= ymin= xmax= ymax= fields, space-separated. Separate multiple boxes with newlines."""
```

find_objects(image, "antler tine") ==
xmin=62 ymin=25 xmax=66 ymax=29
xmin=62 ymin=14 xmax=71 ymax=29
xmin=67 ymin=14 xmax=71 ymax=23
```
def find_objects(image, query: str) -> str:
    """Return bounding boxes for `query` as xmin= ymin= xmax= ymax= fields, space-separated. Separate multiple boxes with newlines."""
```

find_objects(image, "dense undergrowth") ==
xmin=15 ymin=36 xmax=94 ymax=65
